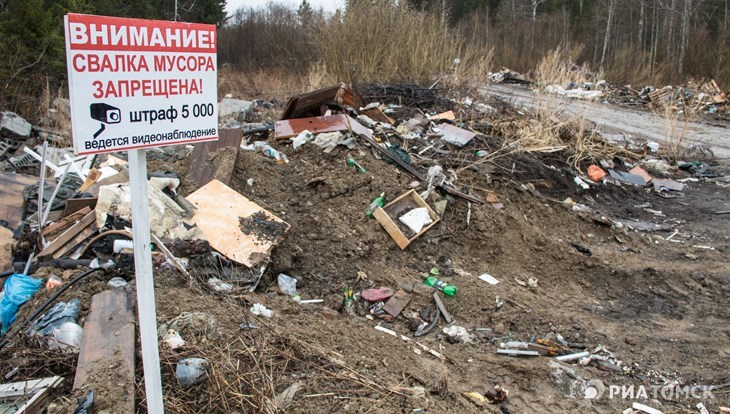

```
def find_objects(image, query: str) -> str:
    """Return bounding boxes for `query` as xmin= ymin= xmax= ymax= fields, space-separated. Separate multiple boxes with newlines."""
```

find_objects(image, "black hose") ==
xmin=0 ymin=267 xmax=107 ymax=351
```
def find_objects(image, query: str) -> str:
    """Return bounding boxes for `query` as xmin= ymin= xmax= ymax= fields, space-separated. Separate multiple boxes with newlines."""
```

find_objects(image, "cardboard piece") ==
xmin=185 ymin=180 xmax=290 ymax=267
xmin=629 ymin=166 xmax=653 ymax=183
xmin=0 ymin=226 xmax=13 ymax=271
xmin=652 ymin=178 xmax=685 ymax=192
xmin=438 ymin=123 xmax=476 ymax=147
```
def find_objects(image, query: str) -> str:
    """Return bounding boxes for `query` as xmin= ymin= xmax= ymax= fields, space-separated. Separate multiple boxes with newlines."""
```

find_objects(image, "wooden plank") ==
xmin=374 ymin=190 xmax=440 ymax=249
xmin=383 ymin=289 xmax=411 ymax=318
xmin=360 ymin=107 xmax=395 ymax=124
xmin=42 ymin=206 xmax=92 ymax=237
xmin=274 ymin=114 xmax=372 ymax=139
xmin=51 ymin=223 xmax=97 ymax=259
xmin=373 ymin=206 xmax=410 ymax=250
xmin=0 ymin=376 xmax=62 ymax=399
xmin=74 ymin=290 xmax=135 ymax=414
xmin=38 ymin=211 xmax=95 ymax=259
xmin=16 ymin=378 xmax=63 ymax=414
xmin=61 ymin=198 xmax=97 ymax=218
xmin=433 ymin=292 xmax=453 ymax=323
xmin=184 ymin=128 xmax=241 ymax=188
xmin=185 ymin=179 xmax=290 ymax=267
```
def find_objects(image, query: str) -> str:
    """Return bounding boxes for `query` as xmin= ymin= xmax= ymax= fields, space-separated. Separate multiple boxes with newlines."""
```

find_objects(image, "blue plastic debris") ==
xmin=1 ymin=274 xmax=42 ymax=333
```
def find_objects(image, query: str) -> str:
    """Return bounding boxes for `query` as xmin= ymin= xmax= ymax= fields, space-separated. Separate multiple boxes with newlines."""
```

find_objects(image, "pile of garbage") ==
xmin=0 ymin=79 xmax=727 ymax=414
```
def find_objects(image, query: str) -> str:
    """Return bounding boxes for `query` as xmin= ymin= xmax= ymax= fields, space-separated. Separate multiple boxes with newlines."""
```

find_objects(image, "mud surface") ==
xmin=2 ymin=115 xmax=729 ymax=414
xmin=148 ymin=141 xmax=729 ymax=412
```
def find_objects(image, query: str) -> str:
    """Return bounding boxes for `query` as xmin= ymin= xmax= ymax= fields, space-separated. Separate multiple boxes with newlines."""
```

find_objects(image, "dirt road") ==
xmin=482 ymin=84 xmax=730 ymax=159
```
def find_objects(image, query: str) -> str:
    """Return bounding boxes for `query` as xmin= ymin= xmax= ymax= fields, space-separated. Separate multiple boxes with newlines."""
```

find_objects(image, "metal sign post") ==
xmin=128 ymin=148 xmax=164 ymax=413
xmin=64 ymin=13 xmax=218 ymax=412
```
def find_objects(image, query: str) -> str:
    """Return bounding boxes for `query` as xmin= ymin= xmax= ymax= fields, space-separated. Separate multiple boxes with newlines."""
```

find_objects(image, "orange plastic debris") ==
xmin=587 ymin=165 xmax=606 ymax=181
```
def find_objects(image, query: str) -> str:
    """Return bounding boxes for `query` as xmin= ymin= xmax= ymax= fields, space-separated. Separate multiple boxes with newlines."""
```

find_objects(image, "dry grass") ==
xmin=133 ymin=273 xmax=405 ymax=414
xmin=218 ymin=67 xmax=310 ymax=102
xmin=533 ymin=46 xmax=603 ymax=89
xmin=142 ymin=313 xmax=404 ymax=414
xmin=651 ymin=92 xmax=703 ymax=164
xmin=465 ymin=47 xmax=619 ymax=172
xmin=316 ymin=1 xmax=491 ymax=87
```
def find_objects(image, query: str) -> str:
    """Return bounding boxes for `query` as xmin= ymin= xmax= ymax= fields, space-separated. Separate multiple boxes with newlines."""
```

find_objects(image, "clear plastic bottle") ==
xmin=242 ymin=141 xmax=289 ymax=164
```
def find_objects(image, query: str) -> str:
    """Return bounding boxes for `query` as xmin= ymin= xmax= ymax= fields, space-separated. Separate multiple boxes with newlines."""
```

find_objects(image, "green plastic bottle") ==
xmin=424 ymin=276 xmax=457 ymax=297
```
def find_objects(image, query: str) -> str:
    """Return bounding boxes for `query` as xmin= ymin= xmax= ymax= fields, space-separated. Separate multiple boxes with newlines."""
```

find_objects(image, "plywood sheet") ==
xmin=185 ymin=180 xmax=289 ymax=267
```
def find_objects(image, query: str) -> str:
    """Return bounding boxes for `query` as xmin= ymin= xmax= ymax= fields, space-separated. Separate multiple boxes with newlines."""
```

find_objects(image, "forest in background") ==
xmin=1 ymin=0 xmax=728 ymax=122
xmin=220 ymin=0 xmax=729 ymax=86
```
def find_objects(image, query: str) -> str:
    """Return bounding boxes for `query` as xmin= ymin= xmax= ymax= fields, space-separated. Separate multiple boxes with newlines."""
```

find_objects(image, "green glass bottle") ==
xmin=365 ymin=192 xmax=386 ymax=217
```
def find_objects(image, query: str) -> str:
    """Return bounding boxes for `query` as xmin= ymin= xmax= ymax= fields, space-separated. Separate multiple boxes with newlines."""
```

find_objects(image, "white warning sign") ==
xmin=64 ymin=14 xmax=218 ymax=155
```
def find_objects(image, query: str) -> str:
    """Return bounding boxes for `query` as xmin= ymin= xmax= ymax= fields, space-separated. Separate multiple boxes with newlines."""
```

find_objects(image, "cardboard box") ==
xmin=373 ymin=190 xmax=440 ymax=249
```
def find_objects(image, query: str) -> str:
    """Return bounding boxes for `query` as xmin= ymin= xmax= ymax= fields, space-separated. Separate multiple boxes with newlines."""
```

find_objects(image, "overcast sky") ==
xmin=226 ymin=0 xmax=344 ymax=14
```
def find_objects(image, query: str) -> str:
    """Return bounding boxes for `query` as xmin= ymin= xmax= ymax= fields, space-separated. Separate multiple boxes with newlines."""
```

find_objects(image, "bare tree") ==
xmin=600 ymin=0 xmax=617 ymax=69
xmin=530 ymin=0 xmax=547 ymax=20
xmin=638 ymin=0 xmax=646 ymax=46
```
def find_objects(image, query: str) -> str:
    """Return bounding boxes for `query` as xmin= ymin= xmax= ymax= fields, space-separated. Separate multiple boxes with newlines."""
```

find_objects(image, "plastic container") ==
xmin=113 ymin=239 xmax=134 ymax=253
xmin=424 ymin=276 xmax=457 ymax=297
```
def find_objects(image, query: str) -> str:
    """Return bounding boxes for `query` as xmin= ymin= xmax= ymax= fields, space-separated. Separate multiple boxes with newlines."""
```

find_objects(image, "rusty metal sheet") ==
xmin=184 ymin=128 xmax=242 ymax=188
xmin=185 ymin=179 xmax=289 ymax=267
xmin=281 ymin=83 xmax=359 ymax=120
xmin=274 ymin=114 xmax=372 ymax=140
xmin=0 ymin=172 xmax=38 ymax=231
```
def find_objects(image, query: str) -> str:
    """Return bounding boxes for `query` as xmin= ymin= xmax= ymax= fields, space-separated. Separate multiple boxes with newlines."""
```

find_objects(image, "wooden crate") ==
xmin=373 ymin=190 xmax=440 ymax=250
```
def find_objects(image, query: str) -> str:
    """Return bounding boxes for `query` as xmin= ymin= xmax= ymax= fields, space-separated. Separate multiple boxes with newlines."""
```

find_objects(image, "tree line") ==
xmin=1 ymin=0 xmax=728 ymax=122
xmin=219 ymin=0 xmax=729 ymax=88
xmin=0 ymin=0 xmax=225 ymax=119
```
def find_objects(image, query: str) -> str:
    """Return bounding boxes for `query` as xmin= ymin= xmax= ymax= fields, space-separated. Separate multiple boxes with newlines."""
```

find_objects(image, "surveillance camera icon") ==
xmin=89 ymin=103 xmax=121 ymax=139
